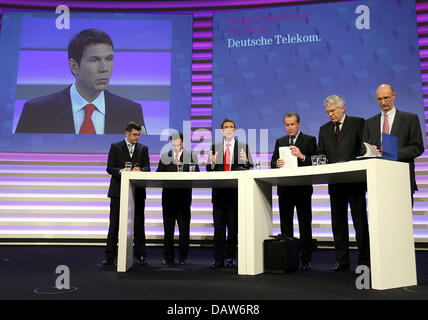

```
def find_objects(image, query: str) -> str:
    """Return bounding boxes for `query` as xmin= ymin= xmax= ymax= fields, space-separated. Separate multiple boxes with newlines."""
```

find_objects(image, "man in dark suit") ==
xmin=318 ymin=95 xmax=370 ymax=271
xmin=15 ymin=28 xmax=146 ymax=134
xmin=103 ymin=121 xmax=150 ymax=266
xmin=207 ymin=118 xmax=253 ymax=269
xmin=156 ymin=132 xmax=200 ymax=265
xmin=362 ymin=84 xmax=424 ymax=205
xmin=270 ymin=112 xmax=317 ymax=271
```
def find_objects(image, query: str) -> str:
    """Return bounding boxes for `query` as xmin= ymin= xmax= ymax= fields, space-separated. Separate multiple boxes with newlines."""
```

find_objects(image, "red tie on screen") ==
xmin=224 ymin=144 xmax=231 ymax=171
xmin=383 ymin=112 xmax=389 ymax=134
xmin=175 ymin=153 xmax=179 ymax=165
xmin=79 ymin=104 xmax=96 ymax=134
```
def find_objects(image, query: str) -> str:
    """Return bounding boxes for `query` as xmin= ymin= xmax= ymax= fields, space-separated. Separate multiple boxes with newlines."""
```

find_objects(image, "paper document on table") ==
xmin=279 ymin=146 xmax=298 ymax=169
xmin=358 ymin=142 xmax=381 ymax=158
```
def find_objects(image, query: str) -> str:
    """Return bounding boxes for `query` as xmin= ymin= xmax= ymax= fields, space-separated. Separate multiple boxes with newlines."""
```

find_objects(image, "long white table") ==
xmin=118 ymin=159 xmax=417 ymax=290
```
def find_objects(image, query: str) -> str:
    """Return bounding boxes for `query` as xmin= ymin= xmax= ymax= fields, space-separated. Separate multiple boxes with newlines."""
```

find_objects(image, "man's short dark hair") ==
xmin=170 ymin=131 xmax=183 ymax=141
xmin=283 ymin=112 xmax=300 ymax=124
xmin=125 ymin=121 xmax=141 ymax=132
xmin=221 ymin=118 xmax=236 ymax=129
xmin=68 ymin=29 xmax=114 ymax=64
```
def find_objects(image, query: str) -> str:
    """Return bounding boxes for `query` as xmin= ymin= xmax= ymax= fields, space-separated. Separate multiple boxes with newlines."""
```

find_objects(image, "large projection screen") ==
xmin=212 ymin=0 xmax=424 ymax=151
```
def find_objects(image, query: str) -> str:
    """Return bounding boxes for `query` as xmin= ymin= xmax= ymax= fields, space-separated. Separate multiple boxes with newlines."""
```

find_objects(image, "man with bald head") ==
xmin=362 ymin=84 xmax=424 ymax=205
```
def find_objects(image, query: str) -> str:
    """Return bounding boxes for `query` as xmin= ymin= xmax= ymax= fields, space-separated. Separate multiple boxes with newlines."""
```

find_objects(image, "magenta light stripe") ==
xmin=0 ymin=0 xmax=314 ymax=9
xmin=193 ymin=42 xmax=213 ymax=50
xmin=191 ymin=109 xmax=213 ymax=117
xmin=419 ymin=49 xmax=428 ymax=58
xmin=192 ymin=12 xmax=213 ymax=18
xmin=420 ymin=61 xmax=428 ymax=70
xmin=193 ymin=21 xmax=214 ymax=28
xmin=192 ymin=63 xmax=213 ymax=72
xmin=192 ymin=85 xmax=213 ymax=93
xmin=417 ymin=3 xmax=428 ymax=11
xmin=192 ymin=74 xmax=213 ymax=82
xmin=192 ymin=119 xmax=212 ymax=127
xmin=191 ymin=96 xmax=213 ymax=104
xmin=420 ymin=38 xmax=428 ymax=47
xmin=418 ymin=26 xmax=428 ymax=34
xmin=0 ymin=152 xmax=161 ymax=163
xmin=417 ymin=14 xmax=428 ymax=23
xmin=193 ymin=31 xmax=213 ymax=38
xmin=192 ymin=52 xmax=213 ymax=60
xmin=0 ymin=152 xmax=107 ymax=162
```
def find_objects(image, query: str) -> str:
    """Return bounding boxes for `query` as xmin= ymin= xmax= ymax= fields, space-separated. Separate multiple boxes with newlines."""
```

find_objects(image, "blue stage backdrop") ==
xmin=212 ymin=0 xmax=424 ymax=151
xmin=0 ymin=12 xmax=193 ymax=153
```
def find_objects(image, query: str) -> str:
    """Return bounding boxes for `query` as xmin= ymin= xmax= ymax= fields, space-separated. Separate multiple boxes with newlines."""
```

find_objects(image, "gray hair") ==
xmin=323 ymin=95 xmax=345 ymax=109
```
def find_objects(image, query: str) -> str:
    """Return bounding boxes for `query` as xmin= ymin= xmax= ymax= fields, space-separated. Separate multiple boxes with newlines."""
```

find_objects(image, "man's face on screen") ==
xmin=70 ymin=43 xmax=114 ymax=100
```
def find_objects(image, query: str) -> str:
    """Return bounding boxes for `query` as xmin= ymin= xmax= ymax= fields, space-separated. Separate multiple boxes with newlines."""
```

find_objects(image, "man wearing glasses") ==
xmin=362 ymin=84 xmax=424 ymax=206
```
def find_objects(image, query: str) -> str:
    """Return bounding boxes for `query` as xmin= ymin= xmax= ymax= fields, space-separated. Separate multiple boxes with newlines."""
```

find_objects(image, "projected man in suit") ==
xmin=156 ymin=132 xmax=200 ymax=265
xmin=270 ymin=112 xmax=317 ymax=271
xmin=362 ymin=84 xmax=424 ymax=205
xmin=207 ymin=118 xmax=253 ymax=269
xmin=318 ymin=95 xmax=370 ymax=272
xmin=103 ymin=121 xmax=150 ymax=266
xmin=15 ymin=28 xmax=146 ymax=134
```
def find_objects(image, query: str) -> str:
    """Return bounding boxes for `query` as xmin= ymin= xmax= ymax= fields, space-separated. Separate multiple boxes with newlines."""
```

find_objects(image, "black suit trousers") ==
xmin=329 ymin=183 xmax=370 ymax=266
xmin=106 ymin=195 xmax=146 ymax=259
xmin=212 ymin=189 xmax=238 ymax=261
xmin=162 ymin=204 xmax=191 ymax=261
xmin=278 ymin=186 xmax=313 ymax=264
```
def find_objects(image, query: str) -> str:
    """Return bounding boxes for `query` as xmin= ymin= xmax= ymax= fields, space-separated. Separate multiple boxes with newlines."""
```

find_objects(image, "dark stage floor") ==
xmin=1 ymin=245 xmax=428 ymax=301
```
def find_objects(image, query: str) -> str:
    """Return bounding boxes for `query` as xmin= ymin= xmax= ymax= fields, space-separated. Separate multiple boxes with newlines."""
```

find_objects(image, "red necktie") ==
xmin=224 ymin=144 xmax=231 ymax=171
xmin=175 ymin=153 xmax=179 ymax=165
xmin=79 ymin=104 xmax=96 ymax=134
xmin=382 ymin=112 xmax=389 ymax=134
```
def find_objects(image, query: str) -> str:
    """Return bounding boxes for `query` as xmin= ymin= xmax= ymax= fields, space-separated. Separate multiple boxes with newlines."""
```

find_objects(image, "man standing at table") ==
xmin=318 ymin=95 xmax=370 ymax=272
xmin=156 ymin=132 xmax=199 ymax=265
xmin=102 ymin=121 xmax=150 ymax=266
xmin=270 ymin=112 xmax=317 ymax=271
xmin=207 ymin=119 xmax=253 ymax=269
xmin=362 ymin=84 xmax=424 ymax=206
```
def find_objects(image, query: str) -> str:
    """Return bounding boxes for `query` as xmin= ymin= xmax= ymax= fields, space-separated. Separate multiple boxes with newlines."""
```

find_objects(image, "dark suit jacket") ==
xmin=270 ymin=132 xmax=317 ymax=196
xmin=15 ymin=86 xmax=146 ymax=134
xmin=206 ymin=139 xmax=253 ymax=203
xmin=318 ymin=115 xmax=366 ymax=194
xmin=156 ymin=149 xmax=200 ymax=209
xmin=107 ymin=140 xmax=150 ymax=199
xmin=362 ymin=109 xmax=424 ymax=193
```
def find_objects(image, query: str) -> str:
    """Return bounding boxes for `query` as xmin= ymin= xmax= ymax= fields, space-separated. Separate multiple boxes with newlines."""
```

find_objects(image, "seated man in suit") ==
xmin=270 ymin=112 xmax=317 ymax=271
xmin=156 ymin=131 xmax=199 ymax=265
xmin=15 ymin=28 xmax=146 ymax=134
xmin=318 ymin=95 xmax=370 ymax=272
xmin=362 ymin=84 xmax=424 ymax=206
xmin=207 ymin=118 xmax=253 ymax=269
xmin=103 ymin=121 xmax=150 ymax=266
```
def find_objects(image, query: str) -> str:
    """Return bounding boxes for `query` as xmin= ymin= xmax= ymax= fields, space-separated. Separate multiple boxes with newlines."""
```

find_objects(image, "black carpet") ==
xmin=1 ymin=245 xmax=428 ymax=302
